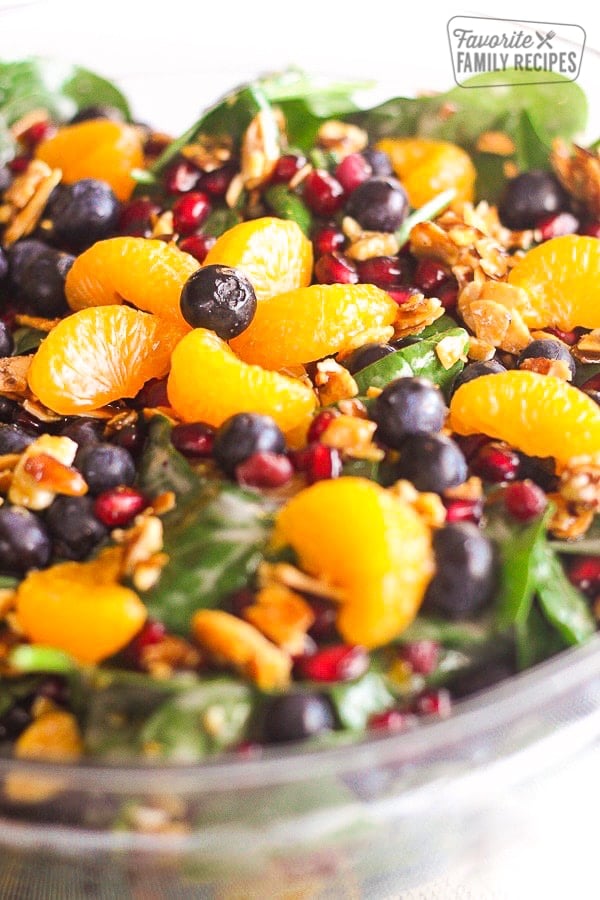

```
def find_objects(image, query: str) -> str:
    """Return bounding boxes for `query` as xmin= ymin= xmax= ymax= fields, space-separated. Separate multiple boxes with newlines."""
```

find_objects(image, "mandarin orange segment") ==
xmin=274 ymin=477 xmax=434 ymax=648
xmin=203 ymin=217 xmax=313 ymax=300
xmin=507 ymin=235 xmax=600 ymax=330
xmin=376 ymin=138 xmax=476 ymax=207
xmin=15 ymin=549 xmax=147 ymax=664
xmin=35 ymin=120 xmax=144 ymax=201
xmin=229 ymin=283 xmax=398 ymax=369
xmin=28 ymin=305 xmax=184 ymax=415
xmin=167 ymin=328 xmax=316 ymax=431
xmin=449 ymin=370 xmax=600 ymax=464
xmin=65 ymin=236 xmax=199 ymax=325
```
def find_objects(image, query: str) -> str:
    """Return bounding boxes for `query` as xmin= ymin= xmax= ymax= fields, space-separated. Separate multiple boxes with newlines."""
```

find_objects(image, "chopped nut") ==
xmin=241 ymin=110 xmax=280 ymax=190
xmin=519 ymin=357 xmax=573 ymax=381
xmin=458 ymin=280 xmax=534 ymax=353
xmin=288 ymin=162 xmax=312 ymax=189
xmin=22 ymin=399 xmax=64 ymax=423
xmin=346 ymin=231 xmax=400 ymax=261
xmin=387 ymin=479 xmax=447 ymax=528
xmin=244 ymin=584 xmax=314 ymax=654
xmin=475 ymin=131 xmax=516 ymax=156
xmin=467 ymin=337 xmax=496 ymax=361
xmin=444 ymin=476 xmax=483 ymax=501
xmin=225 ymin=172 xmax=245 ymax=208
xmin=393 ymin=293 xmax=444 ymax=339
xmin=181 ymin=135 xmax=232 ymax=172
xmin=559 ymin=456 xmax=600 ymax=511
xmin=341 ymin=215 xmax=363 ymax=243
xmin=9 ymin=435 xmax=82 ymax=510
xmin=573 ymin=329 xmax=600 ymax=364
xmin=0 ymin=355 xmax=32 ymax=397
xmin=436 ymin=334 xmax=469 ymax=370
xmin=337 ymin=397 xmax=368 ymax=418
xmin=551 ymin=139 xmax=600 ymax=217
xmin=113 ymin=514 xmax=164 ymax=577
xmin=131 ymin=553 xmax=169 ymax=592
xmin=14 ymin=314 xmax=61 ymax=332
xmin=9 ymin=109 xmax=49 ymax=140
xmin=257 ymin=560 xmax=345 ymax=603
xmin=314 ymin=358 xmax=358 ymax=406
xmin=321 ymin=414 xmax=383 ymax=461
xmin=2 ymin=160 xmax=62 ymax=246
xmin=547 ymin=493 xmax=594 ymax=539
xmin=150 ymin=209 xmax=175 ymax=239
xmin=316 ymin=120 xmax=368 ymax=157
xmin=140 ymin=634 xmax=202 ymax=677
xmin=366 ymin=385 xmax=383 ymax=398
xmin=0 ymin=589 xmax=16 ymax=620
xmin=149 ymin=491 xmax=176 ymax=517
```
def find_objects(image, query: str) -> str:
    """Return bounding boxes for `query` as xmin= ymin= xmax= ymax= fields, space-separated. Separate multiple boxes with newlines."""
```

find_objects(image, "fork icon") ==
xmin=536 ymin=30 xmax=556 ymax=48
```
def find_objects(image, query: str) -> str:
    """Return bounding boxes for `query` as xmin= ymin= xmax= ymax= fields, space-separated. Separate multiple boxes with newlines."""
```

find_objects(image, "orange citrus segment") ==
xmin=15 ymin=549 xmax=147 ymax=664
xmin=35 ymin=120 xmax=144 ymax=201
xmin=203 ymin=217 xmax=313 ymax=300
xmin=28 ymin=305 xmax=184 ymax=415
xmin=449 ymin=370 xmax=600 ymax=464
xmin=230 ymin=284 xmax=398 ymax=369
xmin=65 ymin=237 xmax=199 ymax=325
xmin=376 ymin=138 xmax=476 ymax=207
xmin=507 ymin=235 xmax=600 ymax=330
xmin=275 ymin=477 xmax=434 ymax=648
xmin=167 ymin=328 xmax=316 ymax=431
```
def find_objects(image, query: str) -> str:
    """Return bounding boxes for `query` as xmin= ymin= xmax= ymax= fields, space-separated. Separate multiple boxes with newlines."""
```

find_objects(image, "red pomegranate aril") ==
xmin=143 ymin=134 xmax=171 ymax=160
xmin=236 ymin=740 xmax=262 ymax=758
xmin=504 ymin=479 xmax=547 ymax=521
xmin=170 ymin=421 xmax=215 ymax=457
xmin=133 ymin=377 xmax=169 ymax=409
xmin=294 ymin=644 xmax=368 ymax=683
xmin=568 ymin=557 xmax=600 ymax=597
xmin=307 ymin=597 xmax=338 ymax=642
xmin=292 ymin=443 xmax=342 ymax=484
xmin=387 ymin=286 xmax=422 ymax=305
xmin=313 ymin=225 xmax=346 ymax=257
xmin=444 ymin=497 xmax=482 ymax=524
xmin=335 ymin=152 xmax=372 ymax=193
xmin=454 ymin=433 xmax=490 ymax=461
xmin=235 ymin=452 xmax=294 ymax=488
xmin=413 ymin=688 xmax=451 ymax=718
xmin=164 ymin=159 xmax=200 ymax=194
xmin=199 ymin=164 xmax=237 ymax=197
xmin=368 ymin=709 xmax=414 ymax=732
xmin=303 ymin=169 xmax=345 ymax=216
xmin=581 ymin=221 xmax=600 ymax=238
xmin=544 ymin=326 xmax=579 ymax=345
xmin=118 ymin=197 xmax=161 ymax=236
xmin=94 ymin=486 xmax=147 ymax=528
xmin=307 ymin=409 xmax=339 ymax=443
xmin=582 ymin=373 xmax=600 ymax=393
xmin=413 ymin=258 xmax=450 ymax=295
xmin=179 ymin=233 xmax=216 ymax=263
xmin=124 ymin=618 xmax=167 ymax=666
xmin=357 ymin=255 xmax=405 ymax=287
xmin=172 ymin=191 xmax=211 ymax=235
xmin=537 ymin=211 xmax=579 ymax=241
xmin=271 ymin=154 xmax=307 ymax=184
xmin=400 ymin=640 xmax=440 ymax=676
xmin=437 ymin=280 xmax=459 ymax=310
xmin=227 ymin=588 xmax=256 ymax=618
xmin=8 ymin=155 xmax=31 ymax=174
xmin=315 ymin=252 xmax=358 ymax=285
xmin=471 ymin=441 xmax=520 ymax=482
xmin=21 ymin=120 xmax=56 ymax=148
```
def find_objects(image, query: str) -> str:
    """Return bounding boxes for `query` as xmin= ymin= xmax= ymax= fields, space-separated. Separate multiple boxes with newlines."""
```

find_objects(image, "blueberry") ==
xmin=213 ymin=413 xmax=285 ymax=475
xmin=0 ymin=701 xmax=32 ymax=742
xmin=8 ymin=240 xmax=74 ymax=317
xmin=75 ymin=442 xmax=136 ymax=494
xmin=451 ymin=359 xmax=507 ymax=394
xmin=361 ymin=148 xmax=393 ymax=177
xmin=0 ymin=397 xmax=19 ymax=423
xmin=46 ymin=495 xmax=108 ymax=560
xmin=180 ymin=265 xmax=257 ymax=339
xmin=393 ymin=433 xmax=467 ymax=493
xmin=7 ymin=239 xmax=47 ymax=288
xmin=423 ymin=522 xmax=497 ymax=619
xmin=345 ymin=176 xmax=408 ymax=232
xmin=450 ymin=658 xmax=515 ymax=699
xmin=343 ymin=342 xmax=395 ymax=374
xmin=371 ymin=377 xmax=446 ymax=449
xmin=498 ymin=170 xmax=569 ymax=230
xmin=0 ymin=320 xmax=14 ymax=357
xmin=45 ymin=179 xmax=120 ymax=251
xmin=0 ymin=246 xmax=8 ymax=283
xmin=0 ymin=423 xmax=35 ymax=454
xmin=0 ymin=505 xmax=52 ymax=574
xmin=517 ymin=339 xmax=576 ymax=380
xmin=59 ymin=416 xmax=104 ymax=449
xmin=262 ymin=693 xmax=335 ymax=744
xmin=68 ymin=105 xmax=125 ymax=124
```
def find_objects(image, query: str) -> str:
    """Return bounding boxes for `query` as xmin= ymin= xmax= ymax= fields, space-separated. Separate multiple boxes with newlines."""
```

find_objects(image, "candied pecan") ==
xmin=551 ymin=139 xmax=600 ymax=217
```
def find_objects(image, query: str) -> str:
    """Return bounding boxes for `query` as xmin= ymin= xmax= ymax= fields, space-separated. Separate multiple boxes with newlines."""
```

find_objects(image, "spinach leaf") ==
xmin=0 ymin=574 xmax=18 ymax=589
xmin=202 ymin=207 xmax=242 ymax=238
xmin=534 ymin=544 xmax=595 ymax=645
xmin=0 ymin=676 xmax=43 ymax=719
xmin=328 ymin=671 xmax=395 ymax=731
xmin=11 ymin=326 xmax=46 ymax=356
xmin=400 ymin=615 xmax=494 ymax=650
xmin=138 ymin=415 xmax=201 ymax=504
xmin=493 ymin=511 xmax=548 ymax=633
xmin=264 ymin=184 xmax=312 ymax=235
xmin=514 ymin=603 xmax=566 ymax=671
xmin=8 ymin=645 xmax=77 ymax=675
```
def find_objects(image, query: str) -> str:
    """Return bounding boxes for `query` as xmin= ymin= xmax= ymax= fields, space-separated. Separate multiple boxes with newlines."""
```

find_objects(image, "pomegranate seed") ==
xmin=437 ymin=280 xmax=458 ymax=310
xmin=315 ymin=252 xmax=358 ymax=285
xmin=582 ymin=373 xmax=600 ymax=393
xmin=164 ymin=159 xmax=200 ymax=194
xmin=581 ymin=221 xmax=600 ymax=238
xmin=537 ymin=211 xmax=579 ymax=241
xmin=143 ymin=134 xmax=171 ymax=159
xmin=8 ymin=155 xmax=30 ymax=174
xmin=413 ymin=258 xmax=450 ymax=295
xmin=386 ymin=286 xmax=422 ymax=305
xmin=235 ymin=452 xmax=294 ymax=488
xmin=112 ymin=421 xmax=146 ymax=456
xmin=400 ymin=640 xmax=440 ymax=675
xmin=471 ymin=441 xmax=520 ymax=482
xmin=307 ymin=410 xmax=339 ymax=443
xmin=544 ymin=326 xmax=579 ymax=345
xmin=271 ymin=154 xmax=307 ymax=184
xmin=171 ymin=422 xmax=215 ymax=457
xmin=292 ymin=443 xmax=342 ymax=483
xmin=172 ymin=191 xmax=211 ymax=235
xmin=368 ymin=709 xmax=414 ymax=732
xmin=94 ymin=486 xmax=147 ymax=527
xmin=413 ymin=688 xmax=452 ymax=718
xmin=307 ymin=597 xmax=338 ymax=641
xmin=124 ymin=619 xmax=167 ymax=666
xmin=21 ymin=120 xmax=56 ymax=148
xmin=335 ymin=152 xmax=372 ymax=193
xmin=199 ymin=164 xmax=237 ymax=197
xmin=119 ymin=197 xmax=161 ymax=237
xmin=568 ymin=557 xmax=600 ymax=597
xmin=226 ymin=588 xmax=256 ymax=617
xmin=444 ymin=497 xmax=482 ymax=524
xmin=357 ymin=255 xmax=405 ymax=287
xmin=504 ymin=479 xmax=547 ymax=521
xmin=303 ymin=169 xmax=345 ymax=216
xmin=313 ymin=225 xmax=345 ymax=256
xmin=179 ymin=233 xmax=216 ymax=263
xmin=294 ymin=644 xmax=368 ymax=682
xmin=236 ymin=740 xmax=262 ymax=758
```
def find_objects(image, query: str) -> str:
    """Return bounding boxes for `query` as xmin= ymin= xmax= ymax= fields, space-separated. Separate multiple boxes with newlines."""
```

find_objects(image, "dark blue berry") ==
xmin=8 ymin=240 xmax=74 ymax=317
xmin=68 ymin=105 xmax=125 ymax=124
xmin=361 ymin=148 xmax=393 ymax=177
xmin=498 ymin=170 xmax=568 ymax=230
xmin=75 ymin=442 xmax=136 ymax=494
xmin=45 ymin=179 xmax=120 ymax=251
xmin=59 ymin=416 xmax=104 ymax=449
xmin=180 ymin=265 xmax=257 ymax=339
xmin=0 ymin=320 xmax=14 ymax=357
xmin=424 ymin=522 xmax=497 ymax=619
xmin=517 ymin=339 xmax=576 ymax=380
xmin=0 ymin=246 xmax=8 ymax=282
xmin=0 ymin=701 xmax=32 ymax=742
xmin=46 ymin=495 xmax=108 ymax=560
xmin=0 ymin=397 xmax=19 ymax=423
xmin=110 ymin=420 xmax=146 ymax=456
xmin=343 ymin=342 xmax=395 ymax=374
xmin=262 ymin=693 xmax=335 ymax=743
xmin=344 ymin=176 xmax=408 ymax=232
xmin=393 ymin=433 xmax=467 ymax=493
xmin=213 ymin=413 xmax=285 ymax=475
xmin=371 ymin=377 xmax=446 ymax=449
xmin=0 ymin=423 xmax=35 ymax=454
xmin=450 ymin=658 xmax=514 ymax=699
xmin=0 ymin=505 xmax=51 ymax=574
xmin=452 ymin=359 xmax=507 ymax=394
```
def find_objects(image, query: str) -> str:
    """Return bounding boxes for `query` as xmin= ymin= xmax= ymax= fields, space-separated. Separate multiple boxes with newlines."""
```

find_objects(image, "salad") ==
xmin=0 ymin=59 xmax=599 ymax=779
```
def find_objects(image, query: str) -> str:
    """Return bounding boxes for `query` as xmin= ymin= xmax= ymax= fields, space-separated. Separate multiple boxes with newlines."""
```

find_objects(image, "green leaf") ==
xmin=394 ymin=188 xmax=456 ymax=248
xmin=400 ymin=615 xmax=494 ymax=650
xmin=493 ymin=511 xmax=548 ymax=633
xmin=534 ymin=545 xmax=595 ymax=646
xmin=328 ymin=672 xmax=395 ymax=731
xmin=514 ymin=603 xmax=566 ymax=671
xmin=11 ymin=327 xmax=46 ymax=356
xmin=264 ymin=184 xmax=312 ymax=235
xmin=202 ymin=207 xmax=242 ymax=238
xmin=138 ymin=415 xmax=201 ymax=504
xmin=139 ymin=678 xmax=254 ymax=762
xmin=0 ymin=575 xmax=18 ymax=589
xmin=8 ymin=645 xmax=77 ymax=675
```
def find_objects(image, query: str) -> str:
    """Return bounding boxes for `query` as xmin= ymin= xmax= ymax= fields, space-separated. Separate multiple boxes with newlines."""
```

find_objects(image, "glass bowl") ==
xmin=1 ymin=3 xmax=600 ymax=896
